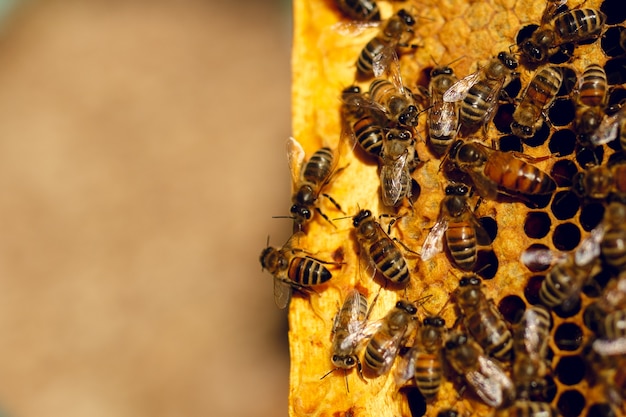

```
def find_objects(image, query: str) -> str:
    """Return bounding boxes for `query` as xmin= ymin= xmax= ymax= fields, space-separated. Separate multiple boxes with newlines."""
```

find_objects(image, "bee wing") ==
xmin=593 ymin=337 xmax=626 ymax=356
xmin=394 ymin=346 xmax=418 ymax=385
xmin=273 ymin=278 xmax=293 ymax=309
xmin=287 ymin=137 xmax=306 ymax=191
xmin=380 ymin=150 xmax=409 ymax=206
xmin=471 ymin=215 xmax=493 ymax=246
xmin=575 ymin=224 xmax=604 ymax=267
xmin=374 ymin=47 xmax=405 ymax=93
xmin=421 ymin=218 xmax=448 ymax=261
xmin=331 ymin=20 xmax=380 ymax=37
xmin=589 ymin=113 xmax=620 ymax=146
xmin=467 ymin=355 xmax=514 ymax=408
xmin=520 ymin=246 xmax=567 ymax=271
xmin=477 ymin=78 xmax=505 ymax=126
xmin=431 ymin=99 xmax=459 ymax=137
xmin=519 ymin=307 xmax=549 ymax=358
xmin=443 ymin=72 xmax=481 ymax=102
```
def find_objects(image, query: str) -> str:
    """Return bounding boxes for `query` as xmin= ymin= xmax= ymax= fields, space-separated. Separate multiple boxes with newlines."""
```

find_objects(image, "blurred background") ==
xmin=0 ymin=0 xmax=293 ymax=416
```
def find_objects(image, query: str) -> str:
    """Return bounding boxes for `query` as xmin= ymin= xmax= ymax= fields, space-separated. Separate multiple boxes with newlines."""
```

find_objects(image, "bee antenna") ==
xmin=272 ymin=215 xmax=296 ymax=220
xmin=333 ymin=214 xmax=353 ymax=221
xmin=320 ymin=367 xmax=340 ymax=380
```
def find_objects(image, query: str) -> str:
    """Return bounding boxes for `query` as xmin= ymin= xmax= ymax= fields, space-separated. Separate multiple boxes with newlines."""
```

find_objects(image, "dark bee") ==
xmin=341 ymin=85 xmax=385 ymax=158
xmin=421 ymin=183 xmax=492 ymax=271
xmin=356 ymin=9 xmax=418 ymax=79
xmin=444 ymin=332 xmax=515 ymax=408
xmin=369 ymin=77 xmax=419 ymax=127
xmin=427 ymin=65 xmax=460 ymax=155
xmin=453 ymin=275 xmax=513 ymax=361
xmin=575 ymin=64 xmax=609 ymax=143
xmin=573 ymin=163 xmax=626 ymax=201
xmin=447 ymin=140 xmax=557 ymax=200
xmin=396 ymin=315 xmax=446 ymax=401
xmin=379 ymin=128 xmax=418 ymax=207
xmin=511 ymin=65 xmax=563 ymax=139
xmin=287 ymin=137 xmax=342 ymax=231
xmin=443 ymin=52 xmax=518 ymax=135
xmin=363 ymin=300 xmax=418 ymax=377
xmin=334 ymin=0 xmax=380 ymax=21
xmin=352 ymin=209 xmax=412 ymax=285
xmin=260 ymin=232 xmax=340 ymax=309
xmin=521 ymin=8 xmax=606 ymax=64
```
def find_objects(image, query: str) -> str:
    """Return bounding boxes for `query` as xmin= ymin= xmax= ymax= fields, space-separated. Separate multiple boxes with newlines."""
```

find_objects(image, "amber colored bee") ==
xmin=379 ymin=128 xmax=419 ymax=207
xmin=443 ymin=52 xmax=518 ymax=135
xmin=573 ymin=163 xmax=626 ymax=201
xmin=287 ymin=137 xmax=342 ymax=231
xmin=575 ymin=64 xmax=609 ymax=143
xmin=588 ymin=100 xmax=626 ymax=149
xmin=511 ymin=65 xmax=563 ymax=138
xmin=396 ymin=315 xmax=447 ymax=401
xmin=330 ymin=289 xmax=369 ymax=374
xmin=521 ymin=8 xmax=606 ymax=64
xmin=600 ymin=201 xmax=626 ymax=270
xmin=260 ymin=232 xmax=340 ymax=309
xmin=540 ymin=0 xmax=568 ymax=25
xmin=453 ymin=275 xmax=513 ymax=361
xmin=369 ymin=77 xmax=419 ymax=127
xmin=356 ymin=9 xmax=417 ymax=79
xmin=334 ymin=0 xmax=380 ymax=21
xmin=352 ymin=209 xmax=412 ymax=285
xmin=427 ymin=65 xmax=460 ymax=155
xmin=447 ymin=140 xmax=557 ymax=200
xmin=363 ymin=300 xmax=418 ymax=377
xmin=341 ymin=85 xmax=385 ymax=158
xmin=421 ymin=183 xmax=492 ymax=271
xmin=444 ymin=332 xmax=515 ymax=408
xmin=512 ymin=305 xmax=552 ymax=400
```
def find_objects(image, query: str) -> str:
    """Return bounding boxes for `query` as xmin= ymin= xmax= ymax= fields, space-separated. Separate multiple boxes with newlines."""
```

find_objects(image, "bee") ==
xmin=369 ymin=77 xmax=420 ymax=127
xmin=511 ymin=65 xmax=563 ymax=139
xmin=324 ymin=289 xmax=371 ymax=386
xmin=363 ymin=299 xmax=418 ymax=377
xmin=352 ymin=209 xmax=412 ymax=285
xmin=574 ymin=64 xmax=609 ymax=142
xmin=356 ymin=9 xmax=418 ymax=79
xmin=521 ymin=8 xmax=606 ymax=65
xmin=588 ymin=100 xmax=626 ymax=149
xmin=512 ymin=305 xmax=552 ymax=400
xmin=427 ymin=65 xmax=460 ymax=155
xmin=341 ymin=85 xmax=385 ymax=158
xmin=334 ymin=0 xmax=380 ymax=21
xmin=444 ymin=332 xmax=516 ymax=408
xmin=379 ymin=128 xmax=419 ymax=207
xmin=287 ymin=137 xmax=342 ymax=231
xmin=592 ymin=309 xmax=626 ymax=357
xmin=541 ymin=0 xmax=568 ymax=25
xmin=453 ymin=275 xmax=513 ymax=361
xmin=259 ymin=232 xmax=340 ymax=309
xmin=572 ymin=163 xmax=626 ymax=201
xmin=396 ymin=315 xmax=447 ymax=401
xmin=421 ymin=183 xmax=492 ymax=271
xmin=447 ymin=140 xmax=557 ymax=200
xmin=443 ymin=52 xmax=518 ymax=135
xmin=499 ymin=401 xmax=557 ymax=417
xmin=601 ymin=201 xmax=626 ymax=270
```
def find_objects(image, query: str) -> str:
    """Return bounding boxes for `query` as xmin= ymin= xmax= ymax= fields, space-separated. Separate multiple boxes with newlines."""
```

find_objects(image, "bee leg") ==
xmin=355 ymin=357 xmax=368 ymax=384
xmin=321 ymin=193 xmax=344 ymax=214
xmin=510 ymin=151 xmax=553 ymax=163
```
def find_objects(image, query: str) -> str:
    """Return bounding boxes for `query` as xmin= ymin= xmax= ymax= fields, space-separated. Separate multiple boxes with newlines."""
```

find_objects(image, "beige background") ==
xmin=0 ymin=0 xmax=292 ymax=416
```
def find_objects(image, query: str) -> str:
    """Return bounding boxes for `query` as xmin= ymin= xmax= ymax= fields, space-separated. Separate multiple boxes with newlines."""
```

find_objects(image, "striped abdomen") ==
xmin=368 ymin=237 xmax=410 ymax=284
xmin=554 ymin=8 xmax=605 ymax=43
xmin=463 ymin=303 xmax=513 ymax=361
xmin=484 ymin=152 xmax=556 ymax=195
xmin=413 ymin=352 xmax=442 ymax=400
xmin=445 ymin=221 xmax=477 ymax=271
xmin=302 ymin=147 xmax=334 ymax=186
xmin=288 ymin=257 xmax=332 ymax=286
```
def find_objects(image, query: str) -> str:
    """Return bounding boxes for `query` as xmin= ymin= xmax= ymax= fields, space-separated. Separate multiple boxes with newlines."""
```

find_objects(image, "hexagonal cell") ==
xmin=586 ymin=403 xmax=616 ymax=417
xmin=601 ymin=26 xmax=626 ymax=58
xmin=521 ymin=244 xmax=551 ymax=272
xmin=549 ymin=129 xmax=577 ymax=157
xmin=522 ymin=122 xmax=551 ymax=147
xmin=575 ymin=145 xmax=604 ymax=168
xmin=601 ymin=0 xmax=626 ymax=24
xmin=553 ymin=296 xmax=582 ymax=319
xmin=475 ymin=249 xmax=498 ymax=279
xmin=498 ymin=294 xmax=525 ymax=324
xmin=605 ymin=57 xmax=626 ymax=85
xmin=551 ymin=159 xmax=578 ymax=187
xmin=498 ymin=134 xmax=523 ymax=152
xmin=524 ymin=211 xmax=551 ymax=239
xmin=552 ymin=222 xmax=581 ymax=251
xmin=548 ymin=98 xmax=576 ymax=127
xmin=524 ymin=275 xmax=544 ymax=305
xmin=551 ymin=191 xmax=581 ymax=220
xmin=554 ymin=322 xmax=584 ymax=351
xmin=493 ymin=103 xmax=515 ymax=134
xmin=557 ymin=389 xmax=586 ymax=417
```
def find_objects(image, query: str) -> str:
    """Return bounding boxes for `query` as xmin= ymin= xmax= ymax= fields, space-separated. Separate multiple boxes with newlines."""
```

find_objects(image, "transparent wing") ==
xmin=380 ymin=150 xmax=409 ymax=207
xmin=593 ymin=337 xmax=626 ymax=356
xmin=469 ymin=355 xmax=514 ymax=408
xmin=394 ymin=346 xmax=418 ymax=385
xmin=443 ymin=71 xmax=481 ymax=102
xmin=575 ymin=224 xmax=604 ymax=267
xmin=421 ymin=219 xmax=448 ymax=261
xmin=274 ymin=278 xmax=292 ymax=309
xmin=287 ymin=136 xmax=306 ymax=192
xmin=519 ymin=306 xmax=549 ymax=358
xmin=589 ymin=113 xmax=620 ymax=146
xmin=431 ymin=100 xmax=459 ymax=137
xmin=331 ymin=20 xmax=380 ymax=37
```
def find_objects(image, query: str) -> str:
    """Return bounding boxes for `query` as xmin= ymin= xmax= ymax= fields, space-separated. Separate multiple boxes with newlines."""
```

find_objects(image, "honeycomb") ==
xmin=280 ymin=0 xmax=626 ymax=416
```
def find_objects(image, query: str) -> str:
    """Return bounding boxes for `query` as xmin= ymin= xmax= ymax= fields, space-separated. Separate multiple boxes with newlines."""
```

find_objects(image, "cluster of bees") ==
xmin=260 ymin=0 xmax=626 ymax=416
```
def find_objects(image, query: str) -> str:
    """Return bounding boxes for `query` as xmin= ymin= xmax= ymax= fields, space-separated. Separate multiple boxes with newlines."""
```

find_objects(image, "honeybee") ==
xmin=498 ymin=401 xmax=557 ymax=417
xmin=369 ymin=77 xmax=420 ymax=127
xmin=601 ymin=201 xmax=626 ymax=270
xmin=427 ymin=65 xmax=460 ymax=155
xmin=396 ymin=315 xmax=447 ymax=401
xmin=541 ymin=0 xmax=568 ymax=25
xmin=453 ymin=275 xmax=513 ymax=361
xmin=260 ymin=232 xmax=340 ymax=309
xmin=511 ymin=65 xmax=563 ymax=138
xmin=444 ymin=332 xmax=516 ymax=408
xmin=325 ymin=289 xmax=370 ymax=385
xmin=521 ymin=8 xmax=606 ymax=65
xmin=352 ymin=209 xmax=412 ymax=285
xmin=573 ymin=163 xmax=626 ymax=201
xmin=363 ymin=299 xmax=418 ymax=377
xmin=447 ymin=140 xmax=557 ymax=200
xmin=341 ymin=85 xmax=385 ymax=158
xmin=512 ymin=305 xmax=552 ymax=400
xmin=443 ymin=52 xmax=518 ymax=135
xmin=588 ymin=100 xmax=626 ymax=149
xmin=575 ymin=64 xmax=609 ymax=143
xmin=379 ymin=128 xmax=419 ymax=207
xmin=287 ymin=137 xmax=342 ymax=231
xmin=421 ymin=183 xmax=492 ymax=271
xmin=356 ymin=9 xmax=418 ymax=79
xmin=592 ymin=309 xmax=626 ymax=357
xmin=334 ymin=0 xmax=380 ymax=21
